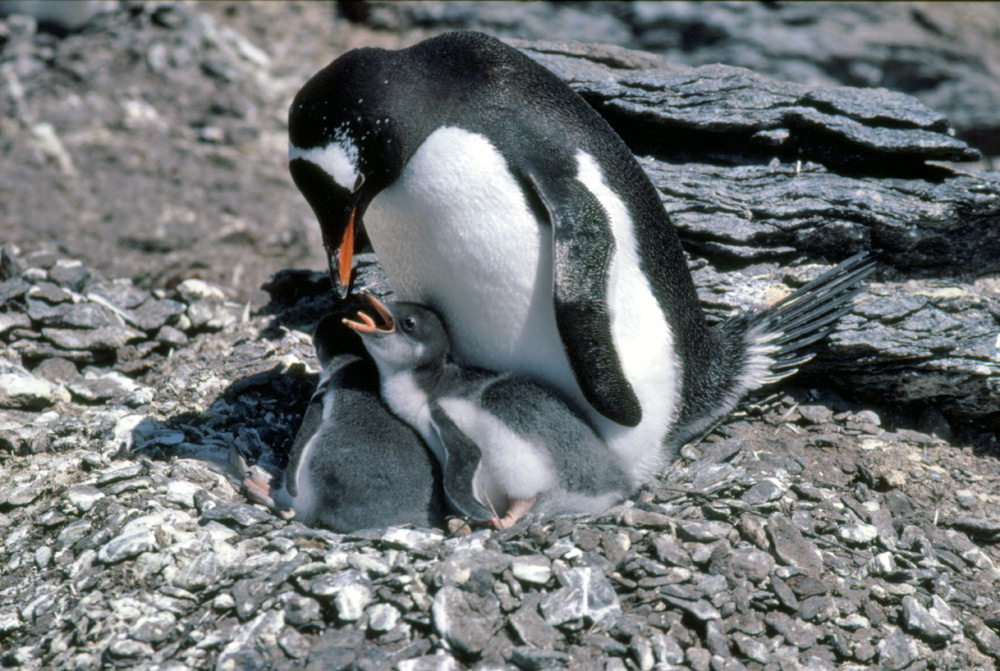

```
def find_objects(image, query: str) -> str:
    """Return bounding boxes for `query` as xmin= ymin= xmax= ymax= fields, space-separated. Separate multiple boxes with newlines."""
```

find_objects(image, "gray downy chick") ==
xmin=246 ymin=312 xmax=445 ymax=532
xmin=344 ymin=296 xmax=631 ymax=529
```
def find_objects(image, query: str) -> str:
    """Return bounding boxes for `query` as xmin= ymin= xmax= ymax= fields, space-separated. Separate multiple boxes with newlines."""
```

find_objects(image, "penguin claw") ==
xmin=243 ymin=475 xmax=275 ymax=507
xmin=489 ymin=495 xmax=538 ymax=530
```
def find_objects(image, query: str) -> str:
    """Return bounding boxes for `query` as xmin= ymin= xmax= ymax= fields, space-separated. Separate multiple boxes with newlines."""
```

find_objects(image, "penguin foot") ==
xmin=243 ymin=474 xmax=276 ymax=507
xmin=243 ymin=475 xmax=296 ymax=519
xmin=489 ymin=495 xmax=538 ymax=530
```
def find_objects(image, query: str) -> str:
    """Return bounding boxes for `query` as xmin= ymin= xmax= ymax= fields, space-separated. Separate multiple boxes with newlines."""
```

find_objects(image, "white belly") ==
xmin=363 ymin=127 xmax=679 ymax=485
xmin=364 ymin=127 xmax=582 ymax=409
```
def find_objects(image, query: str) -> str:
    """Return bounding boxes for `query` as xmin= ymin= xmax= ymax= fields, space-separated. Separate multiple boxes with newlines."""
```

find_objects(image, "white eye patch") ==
xmin=289 ymin=139 xmax=362 ymax=191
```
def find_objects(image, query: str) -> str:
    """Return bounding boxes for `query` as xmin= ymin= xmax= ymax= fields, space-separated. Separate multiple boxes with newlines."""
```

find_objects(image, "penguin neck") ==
xmin=373 ymin=357 xmax=448 ymax=457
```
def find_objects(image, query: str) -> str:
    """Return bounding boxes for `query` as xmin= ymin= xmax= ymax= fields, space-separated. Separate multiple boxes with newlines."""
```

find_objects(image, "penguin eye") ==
xmin=401 ymin=317 xmax=416 ymax=333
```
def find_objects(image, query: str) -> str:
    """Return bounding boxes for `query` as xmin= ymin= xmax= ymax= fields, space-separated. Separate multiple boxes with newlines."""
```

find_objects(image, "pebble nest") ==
xmin=3 ymin=246 xmax=1000 ymax=671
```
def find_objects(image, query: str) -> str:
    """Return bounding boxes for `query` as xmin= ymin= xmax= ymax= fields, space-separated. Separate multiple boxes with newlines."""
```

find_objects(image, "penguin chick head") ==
xmin=343 ymin=295 xmax=449 ymax=375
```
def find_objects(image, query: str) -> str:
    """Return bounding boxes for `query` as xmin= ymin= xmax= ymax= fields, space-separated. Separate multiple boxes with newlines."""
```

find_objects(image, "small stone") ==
xmin=877 ymin=631 xmax=918 ymax=671
xmin=510 ymin=647 xmax=573 ymax=671
xmin=65 ymin=485 xmax=105 ymax=513
xmin=165 ymin=480 xmax=201 ymax=508
xmin=741 ymin=478 xmax=788 ymax=505
xmin=840 ymin=523 xmax=879 ymax=546
xmin=34 ymin=546 xmax=52 ymax=569
xmin=28 ymin=282 xmax=72 ymax=303
xmin=128 ymin=298 xmax=185 ymax=331
xmin=379 ymin=527 xmax=445 ymax=553
xmin=397 ymin=654 xmax=460 ymax=671
xmin=201 ymin=503 xmax=270 ymax=527
xmin=764 ymin=612 xmax=818 ymax=648
xmin=798 ymin=405 xmax=834 ymax=424
xmin=278 ymin=626 xmax=311 ymax=660
xmin=732 ymin=632 xmax=768 ymax=664
xmin=173 ymin=552 xmax=221 ymax=592
xmin=47 ymin=259 xmax=90 ymax=290
xmin=511 ymin=556 xmax=553 ymax=585
xmin=727 ymin=547 xmax=775 ymax=582
xmin=216 ymin=610 xmax=285 ymax=671
xmin=901 ymin=595 xmax=951 ymax=644
xmin=106 ymin=638 xmax=154 ymax=659
xmin=510 ymin=595 xmax=562 ymax=649
xmin=0 ymin=371 xmax=70 ymax=409
xmin=0 ymin=609 xmax=23 ymax=633
xmin=540 ymin=567 xmax=622 ymax=628
xmin=68 ymin=371 xmax=141 ymax=404
xmin=767 ymin=513 xmax=823 ymax=576
xmin=42 ymin=325 xmax=144 ymax=351
xmin=432 ymin=585 xmax=502 ymax=654
xmin=156 ymin=325 xmax=189 ymax=347
xmin=0 ymin=311 xmax=31 ymax=336
xmin=31 ymin=357 xmax=80 ymax=384
xmin=662 ymin=597 xmax=720 ymax=622
xmin=131 ymin=612 xmax=176 ymax=643
xmin=368 ymin=603 xmax=400 ymax=632
xmin=335 ymin=583 xmax=373 ymax=622
xmin=677 ymin=520 xmax=733 ymax=543
xmin=97 ymin=464 xmax=144 ymax=487
xmin=279 ymin=592 xmax=321 ymax=627
xmin=27 ymin=299 xmax=114 ymax=329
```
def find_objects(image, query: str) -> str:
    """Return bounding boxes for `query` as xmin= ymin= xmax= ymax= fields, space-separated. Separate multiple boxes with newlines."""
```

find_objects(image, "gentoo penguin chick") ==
xmin=245 ymin=312 xmax=445 ymax=532
xmin=344 ymin=296 xmax=632 ymax=529
xmin=289 ymin=31 xmax=877 ymax=487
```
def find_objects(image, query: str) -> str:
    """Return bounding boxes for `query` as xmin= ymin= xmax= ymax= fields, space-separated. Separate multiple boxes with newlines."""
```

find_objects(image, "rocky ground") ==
xmin=2 ymin=3 xmax=1000 ymax=671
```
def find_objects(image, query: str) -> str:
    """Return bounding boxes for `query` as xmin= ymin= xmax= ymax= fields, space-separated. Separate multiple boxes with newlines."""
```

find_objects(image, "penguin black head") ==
xmin=342 ymin=295 xmax=449 ymax=373
xmin=288 ymin=31 xmax=523 ymax=295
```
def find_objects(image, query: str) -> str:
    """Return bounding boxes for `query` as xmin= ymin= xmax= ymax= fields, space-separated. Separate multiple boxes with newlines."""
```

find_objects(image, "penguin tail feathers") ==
xmin=739 ymin=251 xmax=877 ymax=388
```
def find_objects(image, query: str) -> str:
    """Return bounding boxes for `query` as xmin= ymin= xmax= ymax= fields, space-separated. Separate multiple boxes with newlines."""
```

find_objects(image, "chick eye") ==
xmin=401 ymin=317 xmax=416 ymax=333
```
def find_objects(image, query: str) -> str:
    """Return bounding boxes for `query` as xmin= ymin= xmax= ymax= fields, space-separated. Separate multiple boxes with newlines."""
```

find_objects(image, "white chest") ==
xmin=363 ymin=126 xmax=580 ymax=405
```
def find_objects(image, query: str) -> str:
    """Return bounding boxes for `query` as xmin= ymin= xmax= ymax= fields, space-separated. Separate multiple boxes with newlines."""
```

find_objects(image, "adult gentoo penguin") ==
xmin=288 ymin=31 xmax=875 ymax=487
xmin=344 ymin=296 xmax=631 ymax=529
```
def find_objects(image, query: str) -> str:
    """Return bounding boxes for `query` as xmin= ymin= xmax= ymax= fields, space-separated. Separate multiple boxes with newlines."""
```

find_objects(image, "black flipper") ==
xmin=429 ymin=406 xmax=495 ymax=521
xmin=520 ymin=169 xmax=643 ymax=428
xmin=282 ymin=389 xmax=325 ymax=498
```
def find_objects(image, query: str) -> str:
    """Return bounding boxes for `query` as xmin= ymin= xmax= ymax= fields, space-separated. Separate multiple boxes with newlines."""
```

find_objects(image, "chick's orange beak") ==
xmin=342 ymin=294 xmax=395 ymax=334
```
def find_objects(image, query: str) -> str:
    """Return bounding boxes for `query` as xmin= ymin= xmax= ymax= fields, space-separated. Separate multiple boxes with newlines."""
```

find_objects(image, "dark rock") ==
xmin=0 ymin=311 xmax=31 ymax=336
xmin=200 ymin=503 xmax=271 ymax=527
xmin=741 ymin=478 xmax=787 ymax=505
xmin=28 ymin=282 xmax=71 ymax=304
xmin=431 ymin=585 xmax=502 ymax=655
xmin=877 ymin=630 xmax=919 ymax=671
xmin=47 ymin=260 xmax=91 ymax=292
xmin=42 ymin=325 xmax=144 ymax=351
xmin=509 ymin=595 xmax=561 ymax=649
xmin=766 ymin=514 xmax=824 ymax=577
xmin=127 ymin=298 xmax=186 ymax=332
xmin=540 ymin=567 xmax=622 ymax=628
xmin=764 ymin=612 xmax=819 ymax=649
xmin=901 ymin=595 xmax=952 ymax=645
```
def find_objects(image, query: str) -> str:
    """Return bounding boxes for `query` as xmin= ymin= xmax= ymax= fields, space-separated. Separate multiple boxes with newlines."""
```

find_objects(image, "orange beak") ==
xmin=343 ymin=294 xmax=395 ymax=334
xmin=337 ymin=207 xmax=356 ymax=291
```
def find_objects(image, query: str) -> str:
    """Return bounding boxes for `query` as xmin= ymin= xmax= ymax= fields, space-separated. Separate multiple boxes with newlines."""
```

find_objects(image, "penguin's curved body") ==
xmin=269 ymin=314 xmax=445 ymax=532
xmin=345 ymin=297 xmax=631 ymax=529
xmin=289 ymin=31 xmax=875 ymax=487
